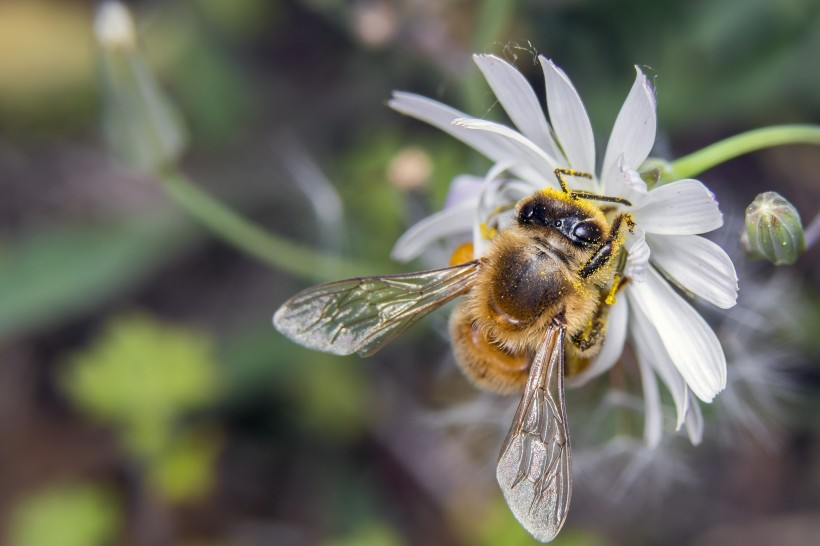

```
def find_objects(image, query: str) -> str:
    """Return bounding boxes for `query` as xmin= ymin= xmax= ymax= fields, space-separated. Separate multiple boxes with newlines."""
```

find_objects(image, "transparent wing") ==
xmin=496 ymin=321 xmax=571 ymax=543
xmin=273 ymin=261 xmax=480 ymax=357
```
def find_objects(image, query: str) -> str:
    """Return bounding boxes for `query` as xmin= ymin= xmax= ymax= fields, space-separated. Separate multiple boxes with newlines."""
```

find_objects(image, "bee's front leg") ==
xmin=578 ymin=213 xmax=634 ymax=279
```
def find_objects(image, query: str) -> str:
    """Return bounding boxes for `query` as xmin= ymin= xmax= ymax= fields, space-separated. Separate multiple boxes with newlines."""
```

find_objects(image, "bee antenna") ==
xmin=552 ymin=168 xmax=632 ymax=206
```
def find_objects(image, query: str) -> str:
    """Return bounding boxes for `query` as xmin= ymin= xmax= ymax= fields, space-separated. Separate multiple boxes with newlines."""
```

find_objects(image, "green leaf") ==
xmin=0 ymin=214 xmax=195 ymax=341
xmin=61 ymin=313 xmax=220 ymax=459
xmin=323 ymin=521 xmax=405 ymax=546
xmin=8 ymin=484 xmax=121 ymax=546
xmin=146 ymin=428 xmax=222 ymax=503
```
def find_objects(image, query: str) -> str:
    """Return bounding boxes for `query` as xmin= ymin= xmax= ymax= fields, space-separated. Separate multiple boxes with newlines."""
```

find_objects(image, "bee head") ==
xmin=517 ymin=189 xmax=606 ymax=247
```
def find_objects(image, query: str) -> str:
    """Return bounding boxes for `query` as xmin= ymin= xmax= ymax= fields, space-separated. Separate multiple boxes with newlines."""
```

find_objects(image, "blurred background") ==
xmin=1 ymin=0 xmax=819 ymax=545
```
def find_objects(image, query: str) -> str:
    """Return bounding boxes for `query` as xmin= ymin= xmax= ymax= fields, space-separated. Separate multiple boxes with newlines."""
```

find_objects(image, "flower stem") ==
xmin=664 ymin=125 xmax=820 ymax=182
xmin=157 ymin=170 xmax=380 ymax=282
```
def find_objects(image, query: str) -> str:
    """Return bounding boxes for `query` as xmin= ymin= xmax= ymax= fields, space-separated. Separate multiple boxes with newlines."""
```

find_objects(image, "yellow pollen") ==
xmin=606 ymin=275 xmax=623 ymax=305
xmin=479 ymin=223 xmax=497 ymax=240
xmin=449 ymin=242 xmax=475 ymax=266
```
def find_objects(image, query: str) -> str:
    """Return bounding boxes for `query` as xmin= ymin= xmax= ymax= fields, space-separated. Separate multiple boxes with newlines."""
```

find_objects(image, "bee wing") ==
xmin=273 ymin=261 xmax=480 ymax=357
xmin=496 ymin=321 xmax=571 ymax=543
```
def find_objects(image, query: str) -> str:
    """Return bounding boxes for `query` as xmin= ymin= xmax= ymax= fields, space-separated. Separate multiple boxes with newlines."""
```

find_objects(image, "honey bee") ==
xmin=274 ymin=168 xmax=634 ymax=543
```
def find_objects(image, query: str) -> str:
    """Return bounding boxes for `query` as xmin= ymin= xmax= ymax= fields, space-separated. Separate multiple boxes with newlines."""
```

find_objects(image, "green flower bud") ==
xmin=96 ymin=1 xmax=187 ymax=173
xmin=742 ymin=192 xmax=805 ymax=265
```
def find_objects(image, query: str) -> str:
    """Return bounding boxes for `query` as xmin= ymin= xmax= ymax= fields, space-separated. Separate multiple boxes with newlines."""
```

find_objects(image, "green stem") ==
xmin=157 ymin=170 xmax=379 ymax=282
xmin=664 ymin=124 xmax=820 ymax=182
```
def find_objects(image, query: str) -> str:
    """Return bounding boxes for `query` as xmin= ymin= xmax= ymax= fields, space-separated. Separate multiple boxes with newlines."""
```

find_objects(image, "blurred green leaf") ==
xmin=323 ymin=521 xmax=405 ymax=546
xmin=8 ymin=484 xmax=120 ymax=546
xmin=0 ymin=215 xmax=195 ymax=342
xmin=146 ymin=428 xmax=222 ymax=503
xmin=195 ymin=0 xmax=281 ymax=39
xmin=471 ymin=497 xmax=607 ymax=546
xmin=294 ymin=355 xmax=369 ymax=441
xmin=61 ymin=313 xmax=220 ymax=459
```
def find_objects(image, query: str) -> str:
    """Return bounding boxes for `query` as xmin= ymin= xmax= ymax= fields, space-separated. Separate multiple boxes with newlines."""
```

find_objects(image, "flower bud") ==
xmin=742 ymin=192 xmax=805 ymax=265
xmin=96 ymin=1 xmax=187 ymax=173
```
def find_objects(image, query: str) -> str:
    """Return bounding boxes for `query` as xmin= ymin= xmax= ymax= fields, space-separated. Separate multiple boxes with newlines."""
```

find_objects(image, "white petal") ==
xmin=647 ymin=234 xmax=739 ymax=309
xmin=453 ymin=118 xmax=555 ymax=185
xmin=567 ymin=297 xmax=627 ymax=386
xmin=443 ymin=174 xmax=484 ymax=209
xmin=605 ymin=156 xmax=649 ymax=207
xmin=601 ymin=67 xmax=657 ymax=185
xmin=685 ymin=391 xmax=704 ymax=445
xmin=473 ymin=54 xmax=562 ymax=160
xmin=624 ymin=227 xmax=650 ymax=282
xmin=391 ymin=198 xmax=477 ymax=261
xmin=627 ymin=268 xmax=727 ymax=402
xmin=630 ymin=298 xmax=690 ymax=429
xmin=539 ymin=57 xmax=596 ymax=176
xmin=637 ymin=351 xmax=663 ymax=448
xmin=389 ymin=92 xmax=544 ymax=183
xmin=632 ymin=179 xmax=723 ymax=235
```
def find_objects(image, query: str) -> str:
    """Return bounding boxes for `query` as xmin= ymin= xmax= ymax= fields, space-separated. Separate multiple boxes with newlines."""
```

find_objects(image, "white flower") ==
xmin=388 ymin=54 xmax=739 ymax=447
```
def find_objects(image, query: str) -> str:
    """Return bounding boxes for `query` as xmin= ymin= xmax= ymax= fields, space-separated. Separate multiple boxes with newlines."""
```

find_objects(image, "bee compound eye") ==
xmin=518 ymin=202 xmax=535 ymax=223
xmin=572 ymin=222 xmax=601 ymax=243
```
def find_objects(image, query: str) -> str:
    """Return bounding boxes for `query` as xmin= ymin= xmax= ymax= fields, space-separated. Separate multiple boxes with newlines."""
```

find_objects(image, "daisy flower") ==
xmin=388 ymin=54 xmax=738 ymax=446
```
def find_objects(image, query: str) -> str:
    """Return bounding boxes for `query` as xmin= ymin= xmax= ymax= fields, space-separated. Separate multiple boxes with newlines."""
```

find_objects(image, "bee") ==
xmin=273 ymin=168 xmax=633 ymax=543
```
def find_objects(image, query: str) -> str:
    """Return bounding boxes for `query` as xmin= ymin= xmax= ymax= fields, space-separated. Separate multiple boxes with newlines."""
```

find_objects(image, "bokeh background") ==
xmin=1 ymin=0 xmax=820 ymax=545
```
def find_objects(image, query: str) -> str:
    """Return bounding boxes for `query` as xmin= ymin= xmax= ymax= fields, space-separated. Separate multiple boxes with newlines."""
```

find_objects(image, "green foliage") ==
xmin=292 ymin=354 xmax=370 ymax=442
xmin=7 ymin=484 xmax=120 ymax=546
xmin=62 ymin=313 xmax=221 ymax=502
xmin=145 ymin=428 xmax=222 ymax=503
xmin=0 ymin=216 xmax=196 ymax=343
xmin=471 ymin=497 xmax=606 ymax=546
xmin=323 ymin=521 xmax=405 ymax=546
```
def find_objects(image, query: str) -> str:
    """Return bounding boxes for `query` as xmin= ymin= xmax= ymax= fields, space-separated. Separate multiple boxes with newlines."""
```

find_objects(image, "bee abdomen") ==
xmin=449 ymin=303 xmax=531 ymax=394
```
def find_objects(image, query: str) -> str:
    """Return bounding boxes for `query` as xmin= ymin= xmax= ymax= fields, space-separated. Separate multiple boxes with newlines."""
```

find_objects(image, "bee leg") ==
xmin=553 ymin=168 xmax=632 ymax=206
xmin=570 ymin=296 xmax=607 ymax=353
xmin=578 ymin=213 xmax=634 ymax=279
xmin=554 ymin=168 xmax=593 ymax=194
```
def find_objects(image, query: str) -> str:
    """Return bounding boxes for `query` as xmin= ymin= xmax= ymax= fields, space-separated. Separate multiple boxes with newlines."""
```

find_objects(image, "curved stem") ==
xmin=664 ymin=125 xmax=820 ymax=182
xmin=157 ymin=170 xmax=381 ymax=282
